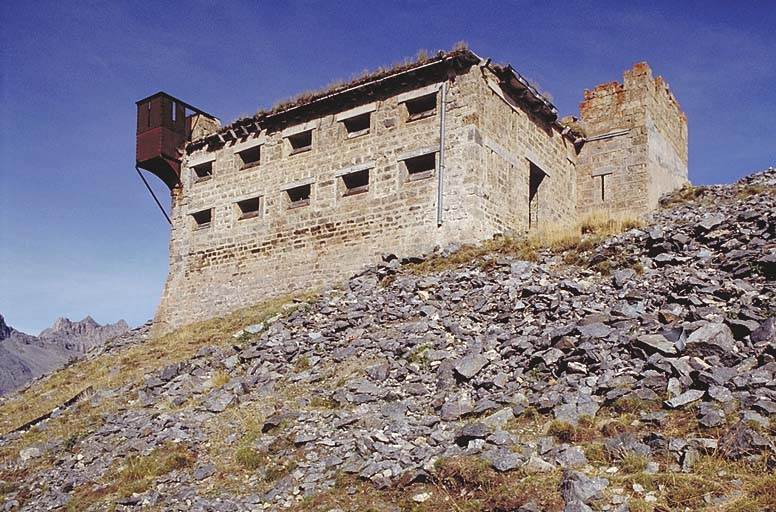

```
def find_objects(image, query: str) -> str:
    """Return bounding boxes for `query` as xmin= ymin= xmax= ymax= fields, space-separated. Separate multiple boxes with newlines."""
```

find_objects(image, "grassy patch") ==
xmin=661 ymin=185 xmax=709 ymax=206
xmin=0 ymin=481 xmax=18 ymax=496
xmin=234 ymin=444 xmax=263 ymax=470
xmin=65 ymin=442 xmax=194 ymax=510
xmin=605 ymin=454 xmax=776 ymax=511
xmin=434 ymin=456 xmax=564 ymax=512
xmin=734 ymin=184 xmax=776 ymax=199
xmin=407 ymin=214 xmax=643 ymax=276
xmin=290 ymin=456 xmax=565 ymax=512
xmin=406 ymin=343 xmax=434 ymax=366
xmin=583 ymin=443 xmax=609 ymax=465
xmin=293 ymin=355 xmax=311 ymax=372
xmin=211 ymin=370 xmax=231 ymax=387
xmin=612 ymin=396 xmax=660 ymax=415
xmin=546 ymin=417 xmax=598 ymax=443
xmin=117 ymin=443 xmax=194 ymax=492
xmin=0 ymin=399 xmax=106 ymax=464
xmin=620 ymin=454 xmax=649 ymax=474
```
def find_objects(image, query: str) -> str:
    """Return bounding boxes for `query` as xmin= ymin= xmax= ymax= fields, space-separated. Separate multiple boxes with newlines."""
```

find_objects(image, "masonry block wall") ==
xmin=476 ymin=67 xmax=578 ymax=233
xmin=576 ymin=62 xmax=688 ymax=217
xmin=147 ymin=51 xmax=688 ymax=332
xmin=156 ymin=68 xmax=495 ymax=331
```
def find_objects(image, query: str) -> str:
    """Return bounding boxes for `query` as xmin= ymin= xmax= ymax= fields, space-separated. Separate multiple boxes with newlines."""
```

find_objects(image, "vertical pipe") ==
xmin=436 ymin=81 xmax=447 ymax=227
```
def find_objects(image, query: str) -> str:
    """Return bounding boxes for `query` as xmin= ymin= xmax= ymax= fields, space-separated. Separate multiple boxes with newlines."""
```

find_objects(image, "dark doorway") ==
xmin=528 ymin=162 xmax=546 ymax=229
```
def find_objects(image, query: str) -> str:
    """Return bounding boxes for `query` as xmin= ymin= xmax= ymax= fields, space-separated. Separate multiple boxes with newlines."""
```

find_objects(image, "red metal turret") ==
xmin=135 ymin=92 xmax=215 ymax=190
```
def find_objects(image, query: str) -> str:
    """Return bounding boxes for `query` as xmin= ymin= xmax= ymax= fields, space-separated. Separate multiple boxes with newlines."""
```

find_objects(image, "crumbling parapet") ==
xmin=576 ymin=62 xmax=688 ymax=218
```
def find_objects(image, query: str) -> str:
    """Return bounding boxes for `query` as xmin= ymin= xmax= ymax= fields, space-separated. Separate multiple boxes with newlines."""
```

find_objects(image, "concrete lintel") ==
xmin=334 ymin=161 xmax=376 ymax=177
xmin=397 ymin=83 xmax=442 ymax=104
xmin=526 ymin=153 xmax=552 ymax=177
xmin=187 ymin=205 xmax=212 ymax=215
xmin=483 ymin=136 xmax=519 ymax=168
xmin=234 ymin=191 xmax=263 ymax=203
xmin=281 ymin=119 xmax=319 ymax=138
xmin=232 ymin=135 xmax=266 ymax=154
xmin=397 ymin=146 xmax=438 ymax=161
xmin=279 ymin=177 xmax=315 ymax=191
xmin=188 ymin=153 xmax=216 ymax=167
xmin=335 ymin=103 xmax=377 ymax=122
xmin=591 ymin=166 xmax=614 ymax=177
xmin=585 ymin=129 xmax=630 ymax=142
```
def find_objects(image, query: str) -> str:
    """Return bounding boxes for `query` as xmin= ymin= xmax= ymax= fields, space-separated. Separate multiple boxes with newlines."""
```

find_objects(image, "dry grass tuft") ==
xmin=546 ymin=417 xmax=598 ymax=443
xmin=211 ymin=370 xmax=231 ymax=387
xmin=734 ymin=184 xmax=776 ymax=199
xmin=433 ymin=456 xmax=564 ymax=512
xmin=661 ymin=184 xmax=709 ymax=206
xmin=407 ymin=214 xmax=643 ymax=275
xmin=65 ymin=442 xmax=194 ymax=510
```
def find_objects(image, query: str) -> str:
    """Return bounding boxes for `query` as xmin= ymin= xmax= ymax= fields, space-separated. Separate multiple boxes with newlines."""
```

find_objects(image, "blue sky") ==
xmin=1 ymin=1 xmax=774 ymax=333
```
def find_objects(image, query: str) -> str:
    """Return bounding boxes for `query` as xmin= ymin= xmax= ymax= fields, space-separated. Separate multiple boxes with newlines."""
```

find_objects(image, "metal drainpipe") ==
xmin=436 ymin=81 xmax=447 ymax=227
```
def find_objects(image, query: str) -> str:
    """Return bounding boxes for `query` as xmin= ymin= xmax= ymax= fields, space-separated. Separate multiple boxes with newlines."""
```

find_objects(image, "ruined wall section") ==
xmin=643 ymin=72 xmax=689 ymax=208
xmin=576 ymin=63 xmax=687 ymax=218
xmin=473 ymin=67 xmax=578 ymax=236
xmin=155 ymin=71 xmax=485 ymax=331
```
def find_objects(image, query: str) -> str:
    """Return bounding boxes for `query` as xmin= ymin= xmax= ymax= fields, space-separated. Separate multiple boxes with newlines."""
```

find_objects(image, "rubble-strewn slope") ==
xmin=1 ymin=170 xmax=774 ymax=512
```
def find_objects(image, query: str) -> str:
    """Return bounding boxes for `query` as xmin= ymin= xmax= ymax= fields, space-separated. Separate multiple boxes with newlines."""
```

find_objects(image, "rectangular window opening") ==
xmin=192 ymin=208 xmax=212 ymax=229
xmin=404 ymin=153 xmax=436 ymax=181
xmin=238 ymin=146 xmax=261 ymax=169
xmin=343 ymin=113 xmax=371 ymax=138
xmin=342 ymin=169 xmax=369 ymax=196
xmin=405 ymin=93 xmax=437 ymax=122
xmin=286 ymin=184 xmax=311 ymax=209
xmin=236 ymin=197 xmax=261 ymax=220
xmin=288 ymin=130 xmax=312 ymax=154
xmin=192 ymin=162 xmax=213 ymax=182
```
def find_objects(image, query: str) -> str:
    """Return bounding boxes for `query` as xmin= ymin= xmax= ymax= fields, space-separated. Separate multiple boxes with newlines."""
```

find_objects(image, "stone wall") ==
xmin=576 ymin=63 xmax=688 ymax=218
xmin=475 ymin=67 xmax=578 ymax=234
xmin=152 ymin=59 xmax=687 ymax=332
xmin=155 ymin=71 xmax=491 ymax=331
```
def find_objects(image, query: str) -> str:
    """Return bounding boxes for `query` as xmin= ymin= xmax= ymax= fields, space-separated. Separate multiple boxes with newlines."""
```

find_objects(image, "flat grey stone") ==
xmin=636 ymin=334 xmax=677 ymax=355
xmin=194 ymin=463 xmax=216 ymax=481
xmin=665 ymin=389 xmax=705 ymax=409
xmin=454 ymin=353 xmax=489 ymax=379
xmin=203 ymin=390 xmax=236 ymax=413
xmin=524 ymin=455 xmax=555 ymax=473
xmin=698 ymin=213 xmax=724 ymax=231
xmin=482 ymin=407 xmax=515 ymax=428
xmin=577 ymin=323 xmax=612 ymax=338
xmin=556 ymin=446 xmax=588 ymax=468
xmin=484 ymin=448 xmax=522 ymax=472
xmin=560 ymin=470 xmax=608 ymax=504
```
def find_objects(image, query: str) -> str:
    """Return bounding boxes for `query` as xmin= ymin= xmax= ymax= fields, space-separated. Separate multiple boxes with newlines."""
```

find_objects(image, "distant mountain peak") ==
xmin=0 ymin=314 xmax=11 ymax=341
xmin=40 ymin=315 xmax=123 ymax=339
xmin=0 ymin=313 xmax=130 ymax=395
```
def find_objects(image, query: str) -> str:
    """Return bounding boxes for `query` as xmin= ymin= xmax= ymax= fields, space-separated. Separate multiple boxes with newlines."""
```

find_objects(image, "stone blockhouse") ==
xmin=135 ymin=48 xmax=688 ymax=332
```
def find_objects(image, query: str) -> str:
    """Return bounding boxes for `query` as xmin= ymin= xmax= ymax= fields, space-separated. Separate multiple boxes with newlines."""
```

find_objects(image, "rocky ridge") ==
xmin=1 ymin=169 xmax=775 ymax=511
xmin=0 ymin=315 xmax=129 ymax=396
